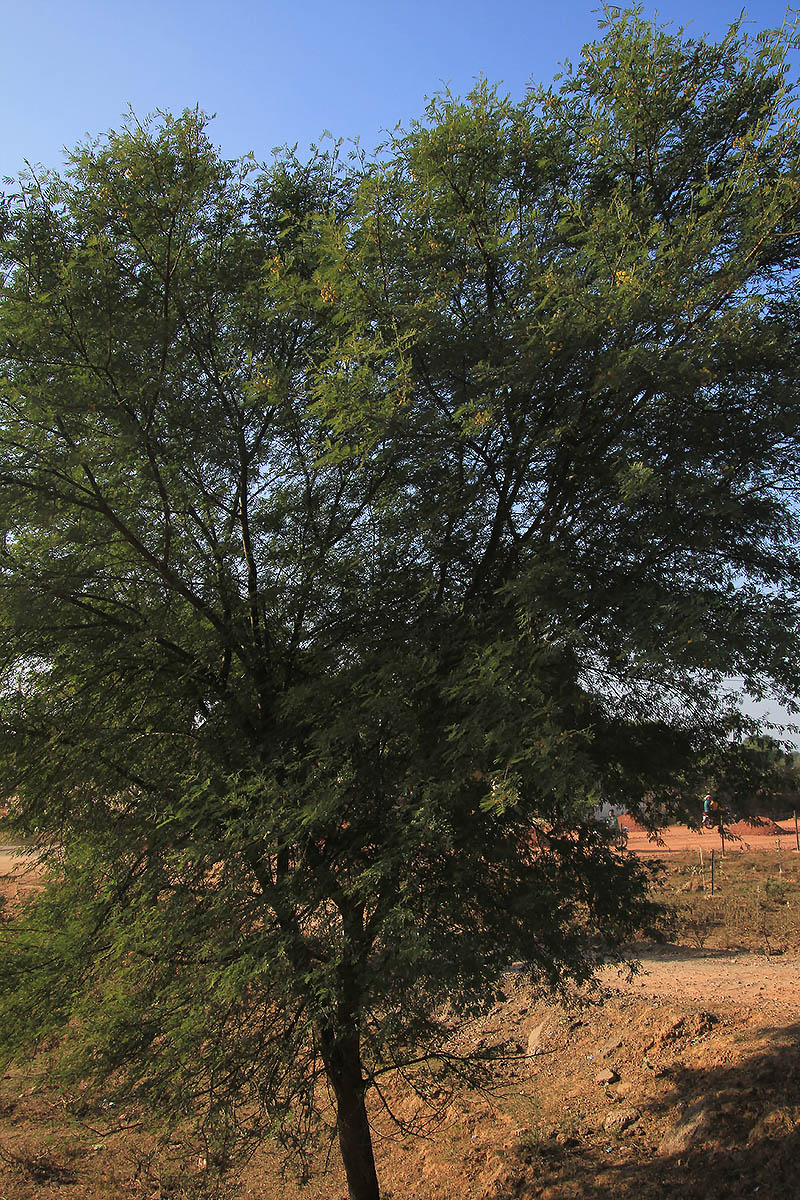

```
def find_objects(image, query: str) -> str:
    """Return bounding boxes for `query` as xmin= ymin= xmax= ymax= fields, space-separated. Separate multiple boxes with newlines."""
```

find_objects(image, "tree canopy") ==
xmin=1 ymin=10 xmax=800 ymax=1199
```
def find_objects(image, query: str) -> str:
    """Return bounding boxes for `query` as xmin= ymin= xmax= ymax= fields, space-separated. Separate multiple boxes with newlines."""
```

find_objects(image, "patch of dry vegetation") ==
xmin=652 ymin=847 xmax=800 ymax=954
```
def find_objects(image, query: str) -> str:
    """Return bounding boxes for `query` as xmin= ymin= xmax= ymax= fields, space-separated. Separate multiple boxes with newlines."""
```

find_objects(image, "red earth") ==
xmin=621 ymin=815 xmax=799 ymax=855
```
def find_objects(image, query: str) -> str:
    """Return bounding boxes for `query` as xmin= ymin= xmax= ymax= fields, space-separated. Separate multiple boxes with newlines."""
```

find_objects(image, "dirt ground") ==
xmin=598 ymin=940 xmax=799 ymax=1016
xmin=623 ymin=818 xmax=799 ymax=856
xmin=1 ymin=831 xmax=799 ymax=1200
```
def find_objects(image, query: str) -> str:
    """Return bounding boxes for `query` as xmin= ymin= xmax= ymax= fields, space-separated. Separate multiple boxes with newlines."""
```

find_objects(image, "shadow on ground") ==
xmin=494 ymin=1020 xmax=800 ymax=1200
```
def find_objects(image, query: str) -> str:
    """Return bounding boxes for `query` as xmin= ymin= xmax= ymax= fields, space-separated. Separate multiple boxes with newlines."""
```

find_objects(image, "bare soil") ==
xmin=1 ymin=831 xmax=798 ymax=1200
xmin=623 ymin=818 xmax=799 ymax=855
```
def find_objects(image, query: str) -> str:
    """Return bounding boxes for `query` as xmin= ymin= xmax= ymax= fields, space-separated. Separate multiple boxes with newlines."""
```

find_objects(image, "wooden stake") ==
xmin=711 ymin=848 xmax=715 ymax=895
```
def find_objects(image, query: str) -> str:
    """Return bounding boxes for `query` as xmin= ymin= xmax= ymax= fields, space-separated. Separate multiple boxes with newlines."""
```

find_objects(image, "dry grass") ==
xmin=652 ymin=846 xmax=800 ymax=953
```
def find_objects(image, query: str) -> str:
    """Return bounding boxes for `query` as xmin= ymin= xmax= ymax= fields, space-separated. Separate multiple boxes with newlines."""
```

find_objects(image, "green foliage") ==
xmin=1 ymin=9 xmax=800 ymax=1198
xmin=701 ymin=734 xmax=800 ymax=818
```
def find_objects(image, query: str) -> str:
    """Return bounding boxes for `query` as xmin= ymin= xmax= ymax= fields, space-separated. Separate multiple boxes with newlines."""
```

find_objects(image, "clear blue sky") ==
xmin=1 ymin=1 xmax=796 ymax=181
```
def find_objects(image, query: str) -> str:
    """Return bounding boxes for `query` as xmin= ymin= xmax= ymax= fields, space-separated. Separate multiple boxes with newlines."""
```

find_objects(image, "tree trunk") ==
xmin=322 ymin=1031 xmax=380 ymax=1200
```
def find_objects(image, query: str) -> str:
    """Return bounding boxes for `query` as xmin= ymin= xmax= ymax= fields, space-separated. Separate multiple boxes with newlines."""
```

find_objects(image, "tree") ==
xmin=1 ymin=10 xmax=800 ymax=1198
xmin=703 ymin=734 xmax=800 ymax=820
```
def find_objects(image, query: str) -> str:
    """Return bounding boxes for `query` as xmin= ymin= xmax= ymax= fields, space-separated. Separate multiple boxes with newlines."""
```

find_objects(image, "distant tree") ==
xmin=704 ymin=735 xmax=800 ymax=820
xmin=1 ymin=10 xmax=800 ymax=1199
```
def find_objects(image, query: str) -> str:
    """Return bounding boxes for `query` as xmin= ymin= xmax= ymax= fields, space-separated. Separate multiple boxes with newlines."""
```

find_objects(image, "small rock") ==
xmin=658 ymin=1102 xmax=713 ymax=1154
xmin=647 ymin=1012 xmax=716 ymax=1052
xmin=527 ymin=1021 xmax=547 ymax=1055
xmin=595 ymin=1068 xmax=620 ymax=1086
xmin=747 ymin=1107 xmax=796 ymax=1145
xmin=526 ymin=1014 xmax=558 ymax=1056
xmin=555 ymin=1132 xmax=580 ymax=1148
xmin=603 ymin=1107 xmax=640 ymax=1135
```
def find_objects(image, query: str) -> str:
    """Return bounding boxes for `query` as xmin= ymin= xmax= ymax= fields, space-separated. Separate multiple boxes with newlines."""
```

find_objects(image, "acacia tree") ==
xmin=1 ymin=12 xmax=800 ymax=1200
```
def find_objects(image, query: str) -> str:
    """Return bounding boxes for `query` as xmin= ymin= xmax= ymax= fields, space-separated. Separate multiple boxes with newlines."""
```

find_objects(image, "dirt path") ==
xmin=0 ymin=845 xmax=37 ymax=874
xmin=610 ymin=822 xmax=800 ymax=1021
xmin=0 ymin=845 xmax=44 ymax=901
xmin=599 ymin=944 xmax=800 ymax=1022
xmin=624 ymin=822 xmax=800 ymax=855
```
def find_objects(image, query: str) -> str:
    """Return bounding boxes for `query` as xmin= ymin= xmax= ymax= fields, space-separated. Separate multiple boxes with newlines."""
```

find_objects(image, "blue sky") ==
xmin=2 ymin=1 xmax=796 ymax=181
